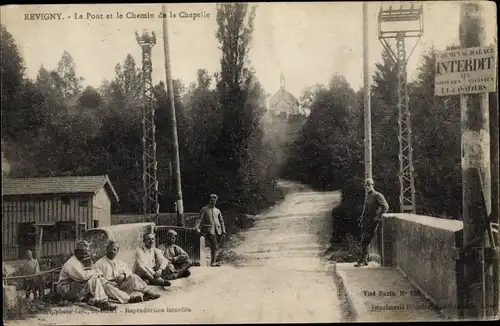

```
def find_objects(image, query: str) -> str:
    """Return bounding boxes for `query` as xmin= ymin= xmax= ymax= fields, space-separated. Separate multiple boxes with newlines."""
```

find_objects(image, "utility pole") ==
xmin=490 ymin=36 xmax=499 ymax=320
xmin=459 ymin=2 xmax=495 ymax=320
xmin=491 ymin=81 xmax=500 ymax=318
xmin=162 ymin=4 xmax=185 ymax=227
xmin=363 ymin=2 xmax=372 ymax=182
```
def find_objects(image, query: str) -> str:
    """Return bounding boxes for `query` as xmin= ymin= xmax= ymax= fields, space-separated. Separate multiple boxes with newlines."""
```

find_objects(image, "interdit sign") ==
xmin=434 ymin=46 xmax=497 ymax=96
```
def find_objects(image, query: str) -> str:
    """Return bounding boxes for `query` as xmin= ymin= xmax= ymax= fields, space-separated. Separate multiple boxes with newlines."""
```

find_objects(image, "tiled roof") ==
xmin=2 ymin=175 xmax=119 ymax=202
xmin=269 ymin=88 xmax=300 ymax=107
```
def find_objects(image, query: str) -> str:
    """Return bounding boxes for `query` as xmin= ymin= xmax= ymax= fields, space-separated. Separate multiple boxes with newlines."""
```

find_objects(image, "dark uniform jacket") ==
xmin=362 ymin=190 xmax=389 ymax=220
xmin=195 ymin=205 xmax=226 ymax=236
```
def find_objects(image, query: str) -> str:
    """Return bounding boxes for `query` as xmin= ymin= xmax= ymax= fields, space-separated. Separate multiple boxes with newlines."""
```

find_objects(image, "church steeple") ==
xmin=280 ymin=71 xmax=285 ymax=90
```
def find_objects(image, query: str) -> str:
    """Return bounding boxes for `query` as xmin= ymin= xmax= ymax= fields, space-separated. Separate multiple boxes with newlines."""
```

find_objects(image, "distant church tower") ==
xmin=263 ymin=71 xmax=306 ymax=174
xmin=268 ymin=71 xmax=300 ymax=119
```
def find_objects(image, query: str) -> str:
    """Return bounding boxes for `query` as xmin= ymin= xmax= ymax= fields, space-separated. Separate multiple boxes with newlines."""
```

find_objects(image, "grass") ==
xmin=3 ymin=290 xmax=52 ymax=321
xmin=332 ymin=264 xmax=357 ymax=322
xmin=326 ymin=233 xmax=361 ymax=263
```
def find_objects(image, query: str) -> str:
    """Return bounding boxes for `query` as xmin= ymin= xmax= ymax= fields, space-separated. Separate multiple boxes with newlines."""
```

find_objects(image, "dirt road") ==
xmin=9 ymin=182 xmax=342 ymax=325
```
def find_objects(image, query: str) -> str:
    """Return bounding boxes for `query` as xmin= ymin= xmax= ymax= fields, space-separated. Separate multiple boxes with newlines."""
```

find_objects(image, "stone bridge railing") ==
xmin=82 ymin=222 xmax=207 ymax=267
xmin=368 ymin=214 xmax=470 ymax=319
xmin=82 ymin=222 xmax=155 ymax=267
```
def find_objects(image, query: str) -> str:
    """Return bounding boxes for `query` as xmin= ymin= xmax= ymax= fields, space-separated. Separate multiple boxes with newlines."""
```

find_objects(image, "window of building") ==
xmin=17 ymin=222 xmax=37 ymax=246
xmin=93 ymin=220 xmax=99 ymax=229
xmin=61 ymin=196 xmax=71 ymax=205
xmin=41 ymin=224 xmax=59 ymax=242
xmin=79 ymin=199 xmax=89 ymax=208
xmin=57 ymin=221 xmax=77 ymax=241
xmin=77 ymin=223 xmax=87 ymax=239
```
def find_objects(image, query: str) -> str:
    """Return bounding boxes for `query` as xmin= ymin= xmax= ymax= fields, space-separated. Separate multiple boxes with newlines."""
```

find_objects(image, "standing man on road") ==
xmin=355 ymin=179 xmax=389 ymax=267
xmin=194 ymin=194 xmax=226 ymax=267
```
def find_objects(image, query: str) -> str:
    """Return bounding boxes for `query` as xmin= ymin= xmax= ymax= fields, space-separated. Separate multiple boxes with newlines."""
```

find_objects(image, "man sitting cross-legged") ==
xmin=56 ymin=240 xmax=116 ymax=311
xmin=162 ymin=229 xmax=192 ymax=280
xmin=133 ymin=232 xmax=171 ymax=286
xmin=93 ymin=240 xmax=161 ymax=304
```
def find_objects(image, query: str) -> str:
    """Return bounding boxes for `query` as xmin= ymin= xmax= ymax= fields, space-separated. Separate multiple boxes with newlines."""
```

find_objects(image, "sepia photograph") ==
xmin=1 ymin=1 xmax=498 ymax=324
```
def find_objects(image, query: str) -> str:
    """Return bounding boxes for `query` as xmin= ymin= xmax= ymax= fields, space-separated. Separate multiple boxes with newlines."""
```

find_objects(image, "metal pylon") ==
xmin=136 ymin=30 xmax=159 ymax=218
xmin=396 ymin=34 xmax=416 ymax=214
xmin=378 ymin=4 xmax=423 ymax=214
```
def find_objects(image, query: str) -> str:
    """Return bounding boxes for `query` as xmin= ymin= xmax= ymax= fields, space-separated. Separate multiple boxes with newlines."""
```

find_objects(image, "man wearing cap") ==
xmin=355 ymin=179 xmax=389 ymax=267
xmin=93 ymin=240 xmax=161 ymax=303
xmin=56 ymin=240 xmax=116 ymax=311
xmin=133 ymin=233 xmax=171 ymax=286
xmin=162 ymin=229 xmax=192 ymax=279
xmin=194 ymin=194 xmax=226 ymax=267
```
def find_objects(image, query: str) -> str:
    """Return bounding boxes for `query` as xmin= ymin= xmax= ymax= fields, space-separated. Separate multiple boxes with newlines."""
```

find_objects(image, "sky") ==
xmin=1 ymin=2 xmax=497 ymax=99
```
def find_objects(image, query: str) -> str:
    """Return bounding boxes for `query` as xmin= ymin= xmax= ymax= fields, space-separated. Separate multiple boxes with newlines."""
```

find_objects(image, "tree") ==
xmin=2 ymin=141 xmax=11 ymax=177
xmin=368 ymin=50 xmax=400 ymax=212
xmin=55 ymin=51 xmax=84 ymax=99
xmin=79 ymin=86 xmax=103 ymax=109
xmin=153 ymin=80 xmax=190 ymax=212
xmin=409 ymin=47 xmax=461 ymax=218
xmin=1 ymin=25 xmax=26 ymax=140
xmin=214 ymin=3 xmax=258 ymax=205
xmin=283 ymin=74 xmax=358 ymax=190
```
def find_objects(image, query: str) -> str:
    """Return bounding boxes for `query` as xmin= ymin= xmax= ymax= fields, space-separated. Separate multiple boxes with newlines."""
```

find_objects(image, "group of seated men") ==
xmin=56 ymin=229 xmax=192 ymax=311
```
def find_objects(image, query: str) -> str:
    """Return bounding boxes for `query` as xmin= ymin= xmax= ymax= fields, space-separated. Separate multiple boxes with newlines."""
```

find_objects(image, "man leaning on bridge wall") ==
xmin=355 ymin=179 xmax=389 ymax=267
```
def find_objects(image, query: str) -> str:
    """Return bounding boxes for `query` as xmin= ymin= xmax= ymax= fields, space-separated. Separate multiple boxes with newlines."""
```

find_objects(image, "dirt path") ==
xmin=8 ymin=182 xmax=342 ymax=325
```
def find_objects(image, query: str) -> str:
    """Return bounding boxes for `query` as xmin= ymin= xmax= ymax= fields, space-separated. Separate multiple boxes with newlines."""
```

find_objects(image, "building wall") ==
xmin=2 ymin=193 xmax=94 ymax=261
xmin=93 ymin=187 xmax=112 ymax=227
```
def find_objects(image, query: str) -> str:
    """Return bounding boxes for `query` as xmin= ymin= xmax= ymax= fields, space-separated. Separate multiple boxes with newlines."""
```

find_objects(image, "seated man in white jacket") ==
xmin=93 ymin=240 xmax=161 ymax=304
xmin=56 ymin=240 xmax=116 ymax=311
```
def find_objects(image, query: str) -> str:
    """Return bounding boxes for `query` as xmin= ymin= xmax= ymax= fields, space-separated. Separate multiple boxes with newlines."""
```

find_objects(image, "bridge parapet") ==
xmin=369 ymin=213 xmax=463 ymax=319
xmin=82 ymin=222 xmax=207 ymax=267
xmin=83 ymin=222 xmax=155 ymax=267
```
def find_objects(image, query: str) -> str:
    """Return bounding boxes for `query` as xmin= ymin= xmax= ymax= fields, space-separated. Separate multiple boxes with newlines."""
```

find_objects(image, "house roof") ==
xmin=2 ymin=175 xmax=119 ymax=202
xmin=269 ymin=88 xmax=300 ymax=111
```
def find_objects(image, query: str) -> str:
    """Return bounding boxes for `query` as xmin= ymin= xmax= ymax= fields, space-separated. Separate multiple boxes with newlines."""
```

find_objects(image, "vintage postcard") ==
xmin=1 ymin=1 xmax=499 ymax=324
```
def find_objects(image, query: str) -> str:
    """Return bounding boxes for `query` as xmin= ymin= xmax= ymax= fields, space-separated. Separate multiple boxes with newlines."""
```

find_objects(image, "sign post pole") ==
xmin=435 ymin=2 xmax=497 ymax=320
xmin=459 ymin=2 xmax=490 ymax=320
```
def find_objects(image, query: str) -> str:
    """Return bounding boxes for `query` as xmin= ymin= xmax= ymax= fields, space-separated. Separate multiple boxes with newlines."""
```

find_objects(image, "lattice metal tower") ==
xmin=136 ymin=30 xmax=159 ymax=218
xmin=378 ymin=5 xmax=423 ymax=214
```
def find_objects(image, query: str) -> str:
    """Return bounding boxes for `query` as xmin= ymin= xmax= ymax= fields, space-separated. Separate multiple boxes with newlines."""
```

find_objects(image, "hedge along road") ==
xmin=9 ymin=181 xmax=343 ymax=325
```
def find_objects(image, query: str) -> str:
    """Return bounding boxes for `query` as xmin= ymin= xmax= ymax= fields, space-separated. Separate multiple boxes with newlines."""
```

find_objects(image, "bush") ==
xmin=331 ymin=175 xmax=365 ymax=241
xmin=3 ymin=286 xmax=51 ymax=321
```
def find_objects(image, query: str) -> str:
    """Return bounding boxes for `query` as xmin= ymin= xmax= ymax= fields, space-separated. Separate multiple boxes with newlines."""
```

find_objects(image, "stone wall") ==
xmin=82 ymin=222 xmax=155 ymax=267
xmin=369 ymin=213 xmax=463 ymax=319
xmin=111 ymin=213 xmax=199 ymax=228
xmin=82 ymin=222 xmax=207 ymax=267
xmin=368 ymin=215 xmax=397 ymax=266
